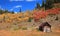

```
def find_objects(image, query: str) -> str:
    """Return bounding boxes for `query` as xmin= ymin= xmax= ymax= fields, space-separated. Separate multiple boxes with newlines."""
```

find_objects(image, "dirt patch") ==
xmin=0 ymin=30 xmax=60 ymax=36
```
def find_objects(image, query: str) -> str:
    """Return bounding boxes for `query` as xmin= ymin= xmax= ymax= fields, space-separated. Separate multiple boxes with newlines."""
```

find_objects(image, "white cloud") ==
xmin=10 ymin=0 xmax=24 ymax=1
xmin=10 ymin=5 xmax=22 ymax=11
xmin=14 ymin=12 xmax=18 ymax=14
xmin=26 ymin=0 xmax=37 ymax=1
xmin=10 ymin=0 xmax=38 ymax=2
xmin=15 ymin=5 xmax=22 ymax=8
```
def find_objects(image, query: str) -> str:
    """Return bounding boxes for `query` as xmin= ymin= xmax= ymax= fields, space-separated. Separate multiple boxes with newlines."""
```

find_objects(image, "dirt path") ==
xmin=0 ymin=30 xmax=60 ymax=36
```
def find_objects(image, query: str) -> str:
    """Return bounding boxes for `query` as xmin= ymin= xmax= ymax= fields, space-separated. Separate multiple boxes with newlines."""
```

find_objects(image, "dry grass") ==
xmin=0 ymin=8 xmax=60 ymax=36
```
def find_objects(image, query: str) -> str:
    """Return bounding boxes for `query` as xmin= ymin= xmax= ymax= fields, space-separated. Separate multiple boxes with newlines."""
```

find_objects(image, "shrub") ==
xmin=28 ymin=17 xmax=32 ymax=22
xmin=22 ymin=27 xmax=27 ymax=30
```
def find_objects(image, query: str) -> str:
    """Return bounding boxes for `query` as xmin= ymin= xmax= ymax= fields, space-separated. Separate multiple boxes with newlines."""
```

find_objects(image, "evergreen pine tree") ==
xmin=45 ymin=0 xmax=54 ymax=10
xmin=19 ymin=8 xmax=21 ymax=12
xmin=41 ymin=0 xmax=45 ymax=7
xmin=35 ymin=3 xmax=41 ymax=10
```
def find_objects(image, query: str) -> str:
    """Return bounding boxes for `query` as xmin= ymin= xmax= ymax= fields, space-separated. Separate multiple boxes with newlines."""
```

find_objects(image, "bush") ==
xmin=28 ymin=17 xmax=32 ymax=22
xmin=22 ymin=27 xmax=27 ymax=30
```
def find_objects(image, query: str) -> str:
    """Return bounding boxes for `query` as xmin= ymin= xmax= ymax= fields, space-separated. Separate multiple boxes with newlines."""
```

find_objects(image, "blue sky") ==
xmin=0 ymin=0 xmax=43 ymax=12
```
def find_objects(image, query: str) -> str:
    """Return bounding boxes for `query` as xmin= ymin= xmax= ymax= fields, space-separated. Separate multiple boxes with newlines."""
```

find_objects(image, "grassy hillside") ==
xmin=0 ymin=3 xmax=60 ymax=36
xmin=0 ymin=8 xmax=60 ymax=30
